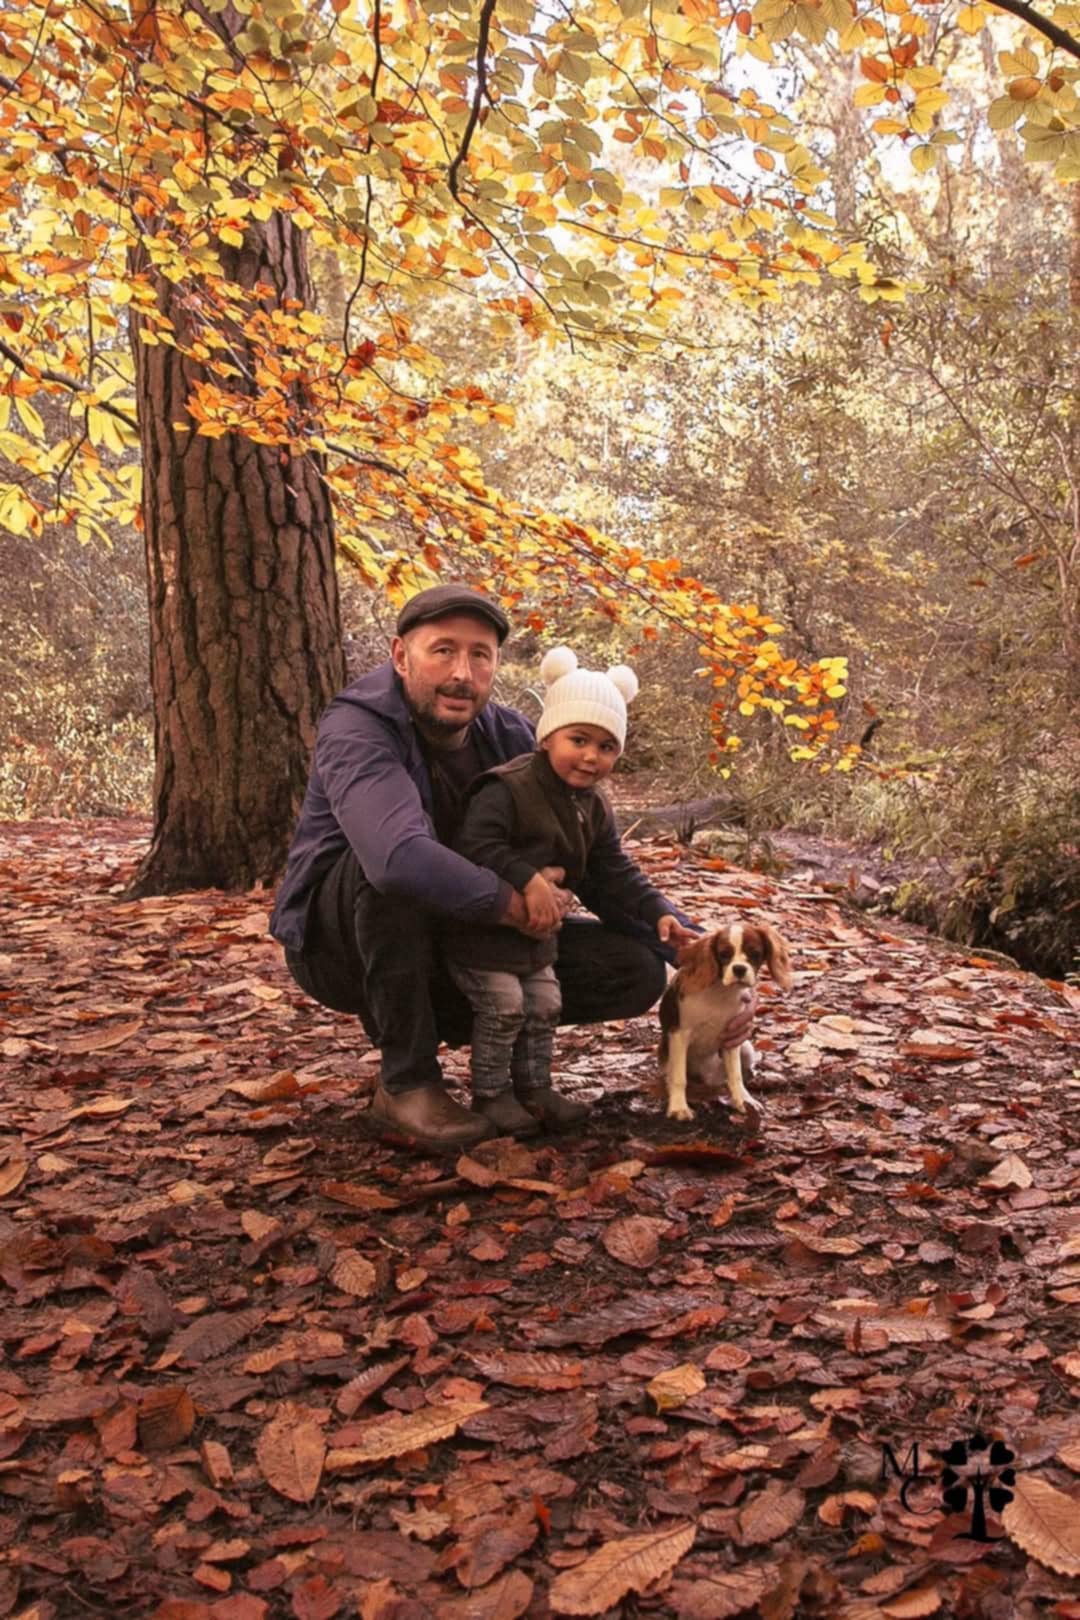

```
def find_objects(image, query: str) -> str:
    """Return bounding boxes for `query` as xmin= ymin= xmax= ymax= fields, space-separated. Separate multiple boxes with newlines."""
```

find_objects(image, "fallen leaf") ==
xmin=63 ymin=1019 xmax=144 ymax=1054
xmin=454 ymin=1503 xmax=539 ymax=1588
xmin=814 ymin=1310 xmax=951 ymax=1345
xmin=984 ymin=1153 xmax=1033 ymax=1190
xmin=704 ymin=1343 xmax=751 ymax=1372
xmin=167 ymin=1307 xmax=262 ymax=1366
xmin=818 ymin=1490 xmax=877 ymax=1525
xmin=548 ymin=1521 xmax=696 ymax=1615
xmin=899 ymin=1030 xmax=976 ymax=1061
xmin=240 ymin=1211 xmax=282 ymax=1243
xmin=25 ymin=1385 xmax=120 ymax=1424
xmin=602 ymin=1215 xmax=668 ymax=1269
xmin=440 ymin=1570 xmax=534 ymax=1619
xmin=137 ymin=1386 xmax=196 ymax=1451
xmin=319 ymin=1181 xmax=401 ymax=1211
xmin=226 ymin=1071 xmax=301 ymax=1102
xmin=882 ymin=1588 xmax=942 ymax=1617
xmin=738 ymin=1483 xmax=806 ymax=1545
xmin=291 ymin=1575 xmax=341 ymax=1619
xmin=1002 ymin=1473 xmax=1080 ymax=1575
xmin=325 ymin=1400 xmax=488 ymax=1467
xmin=336 ymin=1356 xmax=411 ymax=1417
xmin=0 ymin=1159 xmax=28 ymax=1198
xmin=244 ymin=1330 xmax=345 ymax=1374
xmin=200 ymin=1439 xmax=234 ymax=1486
xmin=256 ymin=1403 xmax=326 ymax=1504
xmin=69 ymin=1096 xmax=134 ymax=1119
xmin=668 ymin=1566 xmax=772 ymax=1619
xmin=647 ymin=1362 xmax=706 ymax=1411
xmin=331 ymin=1248 xmax=378 ymax=1298
xmin=777 ymin=1224 xmax=863 ymax=1255
xmin=468 ymin=1351 xmax=584 ymax=1390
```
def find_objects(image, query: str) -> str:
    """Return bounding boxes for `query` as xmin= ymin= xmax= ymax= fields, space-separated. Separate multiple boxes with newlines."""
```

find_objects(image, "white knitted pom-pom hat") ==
xmin=535 ymin=645 xmax=639 ymax=752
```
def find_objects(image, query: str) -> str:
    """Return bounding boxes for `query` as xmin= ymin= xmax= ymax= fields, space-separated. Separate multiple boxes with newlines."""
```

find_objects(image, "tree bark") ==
xmin=129 ymin=209 xmax=345 ymax=895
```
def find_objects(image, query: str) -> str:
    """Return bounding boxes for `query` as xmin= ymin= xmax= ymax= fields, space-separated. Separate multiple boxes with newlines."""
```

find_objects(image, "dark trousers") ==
xmin=284 ymin=849 xmax=667 ymax=1095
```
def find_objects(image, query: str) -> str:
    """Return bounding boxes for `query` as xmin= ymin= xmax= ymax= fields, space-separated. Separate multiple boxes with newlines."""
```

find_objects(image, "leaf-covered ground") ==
xmin=1 ymin=818 xmax=1079 ymax=1620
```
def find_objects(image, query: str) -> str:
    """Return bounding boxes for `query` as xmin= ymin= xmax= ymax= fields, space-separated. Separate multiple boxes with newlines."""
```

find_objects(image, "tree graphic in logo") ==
xmin=939 ymin=1433 xmax=1017 ymax=1541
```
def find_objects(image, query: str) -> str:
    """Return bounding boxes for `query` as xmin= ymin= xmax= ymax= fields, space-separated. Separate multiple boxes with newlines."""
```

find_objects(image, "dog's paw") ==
xmin=736 ymin=1090 xmax=765 ymax=1117
xmin=666 ymin=1103 xmax=695 ymax=1122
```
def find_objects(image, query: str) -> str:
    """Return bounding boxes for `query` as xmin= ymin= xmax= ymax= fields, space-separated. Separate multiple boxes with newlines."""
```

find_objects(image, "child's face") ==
xmin=542 ymin=723 xmax=621 ymax=788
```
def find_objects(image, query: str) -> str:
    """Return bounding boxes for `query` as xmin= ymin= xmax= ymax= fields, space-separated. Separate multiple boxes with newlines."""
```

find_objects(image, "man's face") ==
xmin=391 ymin=613 xmax=500 ymax=737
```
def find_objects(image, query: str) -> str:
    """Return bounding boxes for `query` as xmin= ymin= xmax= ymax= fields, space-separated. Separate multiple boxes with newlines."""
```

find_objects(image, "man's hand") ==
xmin=523 ymin=871 xmax=563 ymax=934
xmin=719 ymin=987 xmax=756 ymax=1049
xmin=656 ymin=914 xmax=698 ymax=952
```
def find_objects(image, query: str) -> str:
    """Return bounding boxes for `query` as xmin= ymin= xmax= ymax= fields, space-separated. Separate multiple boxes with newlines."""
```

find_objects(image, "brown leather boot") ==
xmin=518 ymin=1087 xmax=588 ymax=1130
xmin=369 ymin=1083 xmax=494 ymax=1150
xmin=473 ymin=1092 xmax=541 ymax=1139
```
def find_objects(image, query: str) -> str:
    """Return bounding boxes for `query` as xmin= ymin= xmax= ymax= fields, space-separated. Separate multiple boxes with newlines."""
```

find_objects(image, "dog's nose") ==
xmin=732 ymin=962 xmax=748 ymax=978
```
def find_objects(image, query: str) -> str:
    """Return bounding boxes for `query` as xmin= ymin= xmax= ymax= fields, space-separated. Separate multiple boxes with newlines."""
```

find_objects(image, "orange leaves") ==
xmin=1003 ymin=1476 xmax=1080 ymax=1576
xmin=325 ymin=1401 xmax=489 ymax=1469
xmin=5 ymin=820 xmax=1080 ymax=1616
xmin=548 ymin=1522 xmax=696 ymax=1615
xmin=646 ymin=1361 xmax=706 ymax=1410
xmin=602 ymin=1213 xmax=668 ymax=1268
xmin=137 ymin=1386 xmax=196 ymax=1451
xmin=256 ymin=1403 xmax=327 ymax=1503
xmin=330 ymin=1247 xmax=378 ymax=1297
xmin=861 ymin=55 xmax=892 ymax=83
xmin=467 ymin=1351 xmax=584 ymax=1389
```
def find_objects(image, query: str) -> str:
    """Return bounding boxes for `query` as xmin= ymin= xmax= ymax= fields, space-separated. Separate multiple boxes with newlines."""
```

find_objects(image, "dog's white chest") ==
xmin=679 ymin=983 xmax=745 ymax=1062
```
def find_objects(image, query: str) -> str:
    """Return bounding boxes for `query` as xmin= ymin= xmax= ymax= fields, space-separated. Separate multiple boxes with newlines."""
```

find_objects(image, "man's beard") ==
xmin=408 ymin=683 xmax=481 ymax=737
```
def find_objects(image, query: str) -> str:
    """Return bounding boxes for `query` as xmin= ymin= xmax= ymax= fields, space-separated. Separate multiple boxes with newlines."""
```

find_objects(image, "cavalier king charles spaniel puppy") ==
xmin=658 ymin=921 xmax=792 ymax=1121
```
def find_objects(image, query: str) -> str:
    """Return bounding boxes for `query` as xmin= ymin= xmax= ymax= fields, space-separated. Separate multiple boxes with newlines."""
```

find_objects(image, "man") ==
xmin=271 ymin=584 xmax=754 ymax=1150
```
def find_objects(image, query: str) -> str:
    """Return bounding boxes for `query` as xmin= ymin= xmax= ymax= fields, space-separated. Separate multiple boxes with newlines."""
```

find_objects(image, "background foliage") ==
xmin=0 ymin=0 xmax=1076 ymax=970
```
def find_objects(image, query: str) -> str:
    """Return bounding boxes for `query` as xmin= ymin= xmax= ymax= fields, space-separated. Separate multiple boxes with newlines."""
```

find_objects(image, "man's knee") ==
xmin=556 ymin=925 xmax=668 ymax=1025
xmin=625 ymin=944 xmax=667 ymax=1016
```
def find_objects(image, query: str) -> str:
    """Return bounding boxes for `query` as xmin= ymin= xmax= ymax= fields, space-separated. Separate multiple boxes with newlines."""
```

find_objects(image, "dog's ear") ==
xmin=761 ymin=925 xmax=793 ymax=990
xmin=676 ymin=934 xmax=720 ymax=994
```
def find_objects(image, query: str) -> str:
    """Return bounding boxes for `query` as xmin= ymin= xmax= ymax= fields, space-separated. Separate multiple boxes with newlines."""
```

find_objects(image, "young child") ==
xmin=444 ymin=646 xmax=694 ymax=1138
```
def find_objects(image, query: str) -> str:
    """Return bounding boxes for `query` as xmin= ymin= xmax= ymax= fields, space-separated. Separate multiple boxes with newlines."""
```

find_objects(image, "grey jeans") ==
xmin=447 ymin=962 xmax=562 ymax=1098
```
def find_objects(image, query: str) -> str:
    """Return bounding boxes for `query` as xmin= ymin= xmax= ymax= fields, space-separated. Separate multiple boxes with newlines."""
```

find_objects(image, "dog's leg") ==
xmin=665 ymin=1029 xmax=695 ymax=1121
xmin=723 ymin=1040 xmax=763 ymax=1115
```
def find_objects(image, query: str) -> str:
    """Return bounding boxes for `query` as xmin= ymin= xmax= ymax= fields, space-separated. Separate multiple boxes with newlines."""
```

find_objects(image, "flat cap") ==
xmin=395 ymin=583 xmax=510 ymax=643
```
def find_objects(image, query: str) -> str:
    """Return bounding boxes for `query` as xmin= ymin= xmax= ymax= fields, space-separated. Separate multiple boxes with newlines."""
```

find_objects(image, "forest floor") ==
xmin=1 ymin=817 xmax=1079 ymax=1620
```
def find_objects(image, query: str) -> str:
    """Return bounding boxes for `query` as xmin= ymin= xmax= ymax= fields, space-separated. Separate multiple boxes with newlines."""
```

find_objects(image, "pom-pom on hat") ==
xmin=536 ymin=646 xmax=639 ymax=752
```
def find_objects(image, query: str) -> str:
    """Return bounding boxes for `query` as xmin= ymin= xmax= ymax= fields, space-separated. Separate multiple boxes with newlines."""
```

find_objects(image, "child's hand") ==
xmin=523 ymin=872 xmax=563 ymax=934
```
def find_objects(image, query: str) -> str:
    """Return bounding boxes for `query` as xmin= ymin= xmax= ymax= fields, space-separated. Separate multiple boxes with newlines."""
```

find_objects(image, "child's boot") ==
xmin=518 ymin=1086 xmax=588 ymax=1130
xmin=474 ymin=1091 xmax=541 ymax=1139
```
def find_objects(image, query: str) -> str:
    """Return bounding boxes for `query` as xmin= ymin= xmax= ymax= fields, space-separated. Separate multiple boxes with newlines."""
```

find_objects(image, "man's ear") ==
xmin=762 ymin=925 xmax=793 ymax=990
xmin=390 ymin=634 xmax=407 ymax=677
xmin=676 ymin=935 xmax=720 ymax=994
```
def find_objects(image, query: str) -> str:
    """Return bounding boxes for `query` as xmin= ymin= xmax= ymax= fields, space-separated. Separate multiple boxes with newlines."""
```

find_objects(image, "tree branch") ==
xmin=0 ymin=337 xmax=139 ymax=430
xmin=987 ymin=0 xmax=1080 ymax=59
xmin=447 ymin=0 xmax=497 ymax=200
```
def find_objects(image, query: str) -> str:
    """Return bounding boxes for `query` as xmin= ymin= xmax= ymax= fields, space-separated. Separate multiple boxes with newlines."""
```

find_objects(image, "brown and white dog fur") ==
xmin=658 ymin=922 xmax=793 ymax=1121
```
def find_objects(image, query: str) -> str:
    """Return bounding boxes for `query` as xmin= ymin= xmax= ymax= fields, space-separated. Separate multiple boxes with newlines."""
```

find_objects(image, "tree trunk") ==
xmin=129 ymin=209 xmax=345 ymax=895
